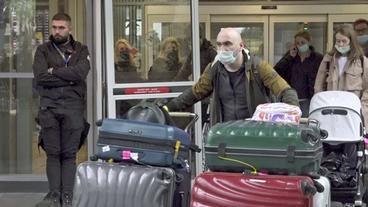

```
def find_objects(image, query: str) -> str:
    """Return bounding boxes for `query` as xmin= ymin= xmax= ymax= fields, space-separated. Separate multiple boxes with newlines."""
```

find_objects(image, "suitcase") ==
xmin=313 ymin=176 xmax=331 ymax=207
xmin=205 ymin=120 xmax=325 ymax=175
xmin=190 ymin=172 xmax=316 ymax=207
xmin=95 ymin=118 xmax=200 ymax=167
xmin=73 ymin=162 xmax=175 ymax=207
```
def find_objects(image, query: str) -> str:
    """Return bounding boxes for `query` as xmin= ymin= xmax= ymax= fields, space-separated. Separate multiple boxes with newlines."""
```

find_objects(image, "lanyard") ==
xmin=52 ymin=42 xmax=72 ymax=67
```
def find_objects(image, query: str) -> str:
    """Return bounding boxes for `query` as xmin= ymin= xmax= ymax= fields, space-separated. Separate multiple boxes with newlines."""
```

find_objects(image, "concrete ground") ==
xmin=0 ymin=193 xmax=45 ymax=207
xmin=0 ymin=193 xmax=361 ymax=207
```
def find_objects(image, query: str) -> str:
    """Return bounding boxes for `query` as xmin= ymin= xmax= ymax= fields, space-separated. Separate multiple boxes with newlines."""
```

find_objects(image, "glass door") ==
xmin=209 ymin=15 xmax=268 ymax=62
xmin=269 ymin=15 xmax=328 ymax=65
xmin=104 ymin=0 xmax=203 ymax=174
xmin=327 ymin=14 xmax=368 ymax=51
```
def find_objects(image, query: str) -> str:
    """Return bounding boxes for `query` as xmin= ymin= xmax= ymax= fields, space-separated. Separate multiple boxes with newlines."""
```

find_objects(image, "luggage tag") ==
xmin=121 ymin=150 xmax=139 ymax=161
xmin=102 ymin=145 xmax=111 ymax=152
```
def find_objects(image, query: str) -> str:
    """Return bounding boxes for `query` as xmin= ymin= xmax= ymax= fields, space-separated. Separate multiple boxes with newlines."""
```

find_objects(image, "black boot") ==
xmin=61 ymin=191 xmax=73 ymax=207
xmin=34 ymin=191 xmax=61 ymax=207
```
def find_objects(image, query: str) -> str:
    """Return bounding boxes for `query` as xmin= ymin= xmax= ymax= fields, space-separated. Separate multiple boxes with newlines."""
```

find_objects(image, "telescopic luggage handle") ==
xmin=168 ymin=112 xmax=198 ymax=133
xmin=168 ymin=112 xmax=201 ymax=153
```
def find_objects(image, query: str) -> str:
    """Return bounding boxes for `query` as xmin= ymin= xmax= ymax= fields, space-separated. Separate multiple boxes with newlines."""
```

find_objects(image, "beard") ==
xmin=52 ymin=35 xmax=69 ymax=45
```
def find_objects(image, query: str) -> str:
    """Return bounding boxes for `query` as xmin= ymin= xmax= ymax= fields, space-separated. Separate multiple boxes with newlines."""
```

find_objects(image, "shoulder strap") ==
xmin=361 ymin=56 xmax=364 ymax=68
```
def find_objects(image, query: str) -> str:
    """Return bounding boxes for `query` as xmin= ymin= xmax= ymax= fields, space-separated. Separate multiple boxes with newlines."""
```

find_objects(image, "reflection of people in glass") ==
xmin=315 ymin=24 xmax=368 ymax=126
xmin=114 ymin=39 xmax=141 ymax=83
xmin=174 ymin=35 xmax=217 ymax=81
xmin=148 ymin=37 xmax=183 ymax=81
xmin=274 ymin=31 xmax=323 ymax=117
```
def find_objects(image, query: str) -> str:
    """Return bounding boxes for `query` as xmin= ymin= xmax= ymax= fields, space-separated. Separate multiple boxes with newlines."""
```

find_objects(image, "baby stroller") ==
xmin=309 ymin=91 xmax=368 ymax=206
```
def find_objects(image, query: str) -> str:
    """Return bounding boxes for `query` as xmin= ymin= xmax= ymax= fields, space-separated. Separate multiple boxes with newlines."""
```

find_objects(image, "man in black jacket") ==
xmin=33 ymin=13 xmax=90 ymax=207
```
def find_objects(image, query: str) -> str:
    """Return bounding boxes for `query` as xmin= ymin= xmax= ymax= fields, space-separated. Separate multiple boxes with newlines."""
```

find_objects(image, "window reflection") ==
xmin=112 ymin=1 xmax=192 ymax=83
xmin=114 ymin=39 xmax=142 ymax=83
xmin=148 ymin=36 xmax=183 ymax=82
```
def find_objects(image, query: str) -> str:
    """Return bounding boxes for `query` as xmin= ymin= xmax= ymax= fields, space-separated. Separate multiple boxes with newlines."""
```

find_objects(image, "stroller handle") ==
xmin=168 ymin=112 xmax=198 ymax=133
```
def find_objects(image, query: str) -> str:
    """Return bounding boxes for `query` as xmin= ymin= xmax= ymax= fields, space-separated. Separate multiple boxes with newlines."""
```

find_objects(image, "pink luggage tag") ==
xmin=122 ymin=150 xmax=131 ymax=160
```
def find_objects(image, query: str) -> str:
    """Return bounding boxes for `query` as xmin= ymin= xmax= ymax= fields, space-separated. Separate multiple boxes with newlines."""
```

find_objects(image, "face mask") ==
xmin=335 ymin=44 xmax=351 ymax=55
xmin=297 ymin=44 xmax=309 ymax=53
xmin=217 ymin=50 xmax=237 ymax=65
xmin=357 ymin=34 xmax=368 ymax=45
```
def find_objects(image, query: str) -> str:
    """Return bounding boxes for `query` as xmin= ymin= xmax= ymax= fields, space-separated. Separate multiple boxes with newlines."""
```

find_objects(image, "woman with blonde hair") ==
xmin=314 ymin=24 xmax=368 ymax=179
xmin=314 ymin=24 xmax=367 ymax=113
xmin=114 ymin=38 xmax=140 ymax=83
xmin=149 ymin=36 xmax=183 ymax=81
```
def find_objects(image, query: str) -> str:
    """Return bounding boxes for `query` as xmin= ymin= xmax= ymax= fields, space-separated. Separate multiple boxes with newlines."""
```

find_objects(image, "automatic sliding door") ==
xmin=210 ymin=15 xmax=268 ymax=62
xmin=270 ymin=15 xmax=327 ymax=65
xmin=328 ymin=14 xmax=368 ymax=50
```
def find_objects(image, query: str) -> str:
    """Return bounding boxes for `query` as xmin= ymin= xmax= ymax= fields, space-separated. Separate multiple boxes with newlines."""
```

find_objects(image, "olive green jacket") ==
xmin=167 ymin=57 xmax=298 ymax=126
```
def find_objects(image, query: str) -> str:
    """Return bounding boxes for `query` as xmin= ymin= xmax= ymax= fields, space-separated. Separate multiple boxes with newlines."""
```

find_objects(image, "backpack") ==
xmin=126 ymin=99 xmax=175 ymax=125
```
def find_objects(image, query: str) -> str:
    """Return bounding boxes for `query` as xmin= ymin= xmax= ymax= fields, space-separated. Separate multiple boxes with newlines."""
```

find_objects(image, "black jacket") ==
xmin=33 ymin=35 xmax=90 ymax=109
xmin=274 ymin=47 xmax=323 ymax=100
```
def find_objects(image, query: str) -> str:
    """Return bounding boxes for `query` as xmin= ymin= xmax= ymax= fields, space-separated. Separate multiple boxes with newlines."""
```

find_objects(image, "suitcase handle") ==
xmin=168 ymin=112 xmax=198 ymax=133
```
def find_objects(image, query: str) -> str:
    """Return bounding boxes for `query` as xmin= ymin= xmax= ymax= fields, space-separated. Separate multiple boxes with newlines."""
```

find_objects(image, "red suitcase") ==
xmin=190 ymin=172 xmax=316 ymax=207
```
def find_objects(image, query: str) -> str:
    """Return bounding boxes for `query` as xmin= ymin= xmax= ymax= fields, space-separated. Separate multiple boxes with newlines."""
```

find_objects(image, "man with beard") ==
xmin=33 ymin=13 xmax=90 ymax=207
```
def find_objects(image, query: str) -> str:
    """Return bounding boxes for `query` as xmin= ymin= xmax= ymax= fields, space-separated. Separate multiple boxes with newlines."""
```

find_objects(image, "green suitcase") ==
xmin=205 ymin=120 xmax=327 ymax=175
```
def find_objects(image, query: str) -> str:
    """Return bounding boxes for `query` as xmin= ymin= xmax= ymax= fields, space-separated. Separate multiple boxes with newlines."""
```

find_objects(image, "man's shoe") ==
xmin=61 ymin=191 xmax=73 ymax=207
xmin=34 ymin=191 xmax=61 ymax=207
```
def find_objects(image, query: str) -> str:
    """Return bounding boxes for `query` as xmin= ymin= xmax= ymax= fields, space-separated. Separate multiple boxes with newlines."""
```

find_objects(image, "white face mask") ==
xmin=335 ymin=44 xmax=351 ymax=55
xmin=217 ymin=49 xmax=237 ymax=65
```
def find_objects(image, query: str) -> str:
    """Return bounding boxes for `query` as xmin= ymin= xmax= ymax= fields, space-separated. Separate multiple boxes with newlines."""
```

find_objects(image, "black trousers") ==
xmin=38 ymin=107 xmax=84 ymax=193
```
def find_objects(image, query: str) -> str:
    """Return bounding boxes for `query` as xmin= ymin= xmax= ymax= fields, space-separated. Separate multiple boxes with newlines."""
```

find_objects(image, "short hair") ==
xmin=294 ymin=30 xmax=311 ymax=42
xmin=52 ymin=13 xmax=71 ymax=23
xmin=353 ymin=18 xmax=368 ymax=28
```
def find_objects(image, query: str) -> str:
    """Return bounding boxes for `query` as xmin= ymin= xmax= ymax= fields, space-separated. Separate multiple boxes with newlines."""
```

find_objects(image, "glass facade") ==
xmin=111 ymin=0 xmax=193 ymax=84
xmin=273 ymin=22 xmax=327 ymax=64
xmin=0 ymin=0 xmax=366 ymax=183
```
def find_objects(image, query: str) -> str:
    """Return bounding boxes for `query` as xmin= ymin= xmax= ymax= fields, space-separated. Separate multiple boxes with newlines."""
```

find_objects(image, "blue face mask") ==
xmin=335 ymin=45 xmax=351 ymax=55
xmin=217 ymin=50 xmax=237 ymax=65
xmin=357 ymin=34 xmax=368 ymax=45
xmin=297 ymin=44 xmax=309 ymax=53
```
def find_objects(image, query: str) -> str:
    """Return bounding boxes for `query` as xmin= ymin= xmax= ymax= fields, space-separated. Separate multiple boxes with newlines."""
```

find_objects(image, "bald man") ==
xmin=167 ymin=28 xmax=298 ymax=126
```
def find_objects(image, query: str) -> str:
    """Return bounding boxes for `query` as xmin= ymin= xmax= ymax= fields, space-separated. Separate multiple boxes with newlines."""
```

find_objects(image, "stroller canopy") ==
xmin=309 ymin=91 xmax=363 ymax=143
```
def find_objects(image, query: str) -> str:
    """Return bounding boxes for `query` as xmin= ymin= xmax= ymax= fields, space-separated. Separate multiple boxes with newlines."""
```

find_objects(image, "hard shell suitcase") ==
xmin=313 ymin=176 xmax=331 ymax=207
xmin=95 ymin=118 xmax=199 ymax=167
xmin=72 ymin=162 xmax=175 ymax=207
xmin=205 ymin=120 xmax=326 ymax=175
xmin=190 ymin=172 xmax=316 ymax=207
